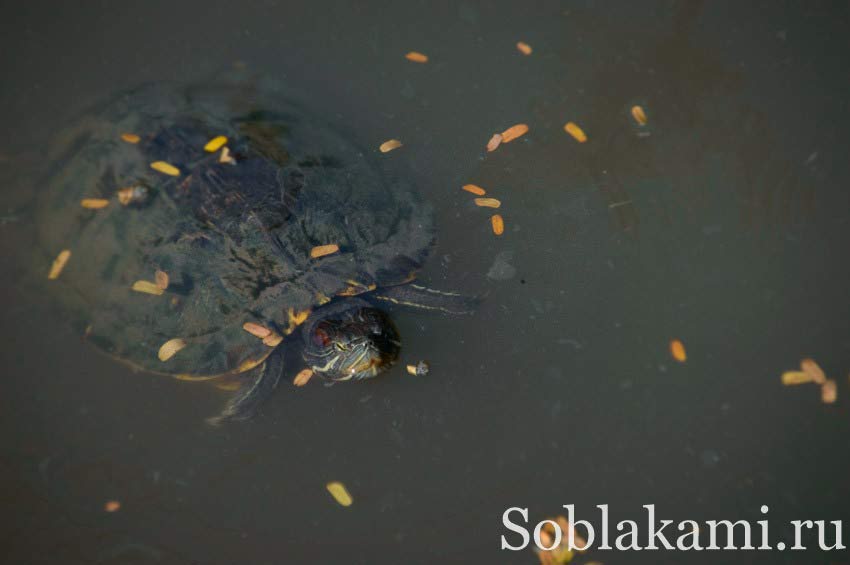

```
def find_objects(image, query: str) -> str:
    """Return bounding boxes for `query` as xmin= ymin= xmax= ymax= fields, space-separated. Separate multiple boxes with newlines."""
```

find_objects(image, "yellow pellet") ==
xmin=404 ymin=51 xmax=428 ymax=63
xmin=326 ymin=481 xmax=353 ymax=507
xmin=150 ymin=161 xmax=180 ymax=176
xmin=80 ymin=198 xmax=109 ymax=209
xmin=462 ymin=184 xmax=486 ymax=196
xmin=132 ymin=280 xmax=164 ymax=296
xmin=379 ymin=139 xmax=403 ymax=153
xmin=474 ymin=197 xmax=501 ymax=209
xmin=204 ymin=135 xmax=228 ymax=152
xmin=564 ymin=121 xmax=587 ymax=143
xmin=158 ymin=338 xmax=187 ymax=361
xmin=781 ymin=371 xmax=813 ymax=385
xmin=121 ymin=133 xmax=140 ymax=144
xmin=47 ymin=249 xmax=71 ymax=280
xmin=516 ymin=41 xmax=533 ymax=55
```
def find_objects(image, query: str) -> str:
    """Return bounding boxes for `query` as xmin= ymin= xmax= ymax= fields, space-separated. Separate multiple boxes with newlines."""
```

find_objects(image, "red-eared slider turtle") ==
xmin=37 ymin=74 xmax=473 ymax=424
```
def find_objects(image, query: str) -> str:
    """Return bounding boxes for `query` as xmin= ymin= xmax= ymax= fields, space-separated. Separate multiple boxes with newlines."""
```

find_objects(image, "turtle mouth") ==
xmin=302 ymin=306 xmax=400 ymax=382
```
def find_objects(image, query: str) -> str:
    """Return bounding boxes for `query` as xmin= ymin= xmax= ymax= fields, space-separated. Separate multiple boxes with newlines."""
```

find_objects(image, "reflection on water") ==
xmin=2 ymin=1 xmax=850 ymax=564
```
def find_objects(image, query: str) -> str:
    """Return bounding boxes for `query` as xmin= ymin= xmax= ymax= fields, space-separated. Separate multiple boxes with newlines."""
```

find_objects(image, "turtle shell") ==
xmin=37 ymin=74 xmax=435 ymax=379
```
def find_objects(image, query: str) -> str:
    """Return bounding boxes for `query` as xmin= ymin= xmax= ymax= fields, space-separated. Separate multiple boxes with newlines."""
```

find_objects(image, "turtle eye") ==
xmin=313 ymin=327 xmax=331 ymax=347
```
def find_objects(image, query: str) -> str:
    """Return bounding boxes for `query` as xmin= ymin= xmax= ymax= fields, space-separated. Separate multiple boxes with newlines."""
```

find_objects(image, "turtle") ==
xmin=36 ymin=73 xmax=474 ymax=424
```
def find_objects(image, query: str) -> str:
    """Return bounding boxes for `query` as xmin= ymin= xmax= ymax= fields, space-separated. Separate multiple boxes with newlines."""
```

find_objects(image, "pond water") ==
xmin=1 ymin=1 xmax=849 ymax=564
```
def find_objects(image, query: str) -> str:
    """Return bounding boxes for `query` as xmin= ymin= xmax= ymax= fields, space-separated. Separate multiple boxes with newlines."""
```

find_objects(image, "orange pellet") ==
xmin=405 ymin=51 xmax=428 ymax=63
xmin=669 ymin=339 xmax=687 ymax=362
xmin=154 ymin=270 xmax=169 ymax=290
xmin=379 ymin=139 xmax=402 ymax=153
xmin=310 ymin=244 xmax=340 ymax=259
xmin=801 ymin=358 xmax=826 ymax=384
xmin=243 ymin=322 xmax=272 ymax=339
xmin=491 ymin=214 xmax=504 ymax=235
xmin=821 ymin=379 xmax=837 ymax=404
xmin=462 ymin=184 xmax=486 ymax=196
xmin=564 ymin=121 xmax=587 ymax=143
xmin=104 ymin=500 xmax=121 ymax=512
xmin=516 ymin=41 xmax=533 ymax=55
xmin=486 ymin=133 xmax=503 ymax=152
xmin=294 ymin=368 xmax=314 ymax=387
xmin=500 ymin=123 xmax=529 ymax=143
xmin=631 ymin=105 xmax=648 ymax=125
xmin=120 ymin=133 xmax=140 ymax=144
xmin=781 ymin=371 xmax=813 ymax=385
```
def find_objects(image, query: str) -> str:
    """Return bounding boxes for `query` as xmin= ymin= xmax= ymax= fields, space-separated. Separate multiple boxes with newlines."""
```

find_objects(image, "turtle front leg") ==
xmin=206 ymin=347 xmax=285 ymax=426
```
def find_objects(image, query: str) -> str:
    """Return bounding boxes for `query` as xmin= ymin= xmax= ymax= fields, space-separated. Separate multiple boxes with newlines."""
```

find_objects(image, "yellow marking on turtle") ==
xmin=372 ymin=295 xmax=460 ymax=314
xmin=315 ymin=292 xmax=332 ymax=305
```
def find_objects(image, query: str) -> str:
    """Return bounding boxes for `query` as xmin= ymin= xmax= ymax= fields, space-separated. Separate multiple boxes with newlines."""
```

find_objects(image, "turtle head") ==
xmin=301 ymin=302 xmax=400 ymax=382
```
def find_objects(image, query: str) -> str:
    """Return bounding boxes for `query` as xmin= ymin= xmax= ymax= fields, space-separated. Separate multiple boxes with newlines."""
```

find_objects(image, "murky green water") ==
xmin=2 ymin=2 xmax=849 ymax=564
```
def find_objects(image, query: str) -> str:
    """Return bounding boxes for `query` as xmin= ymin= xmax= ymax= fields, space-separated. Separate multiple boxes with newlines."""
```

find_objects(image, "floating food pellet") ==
xmin=310 ymin=244 xmax=340 ymax=259
xmin=474 ymin=197 xmax=501 ymax=209
xmin=462 ymin=184 xmax=486 ymax=196
xmin=158 ymin=338 xmax=187 ymax=362
xmin=219 ymin=146 xmax=236 ymax=165
xmin=48 ymin=250 xmax=71 ymax=280
xmin=263 ymin=332 xmax=284 ymax=347
xmin=491 ymin=214 xmax=504 ymax=235
xmin=326 ymin=481 xmax=353 ymax=507
xmin=379 ymin=139 xmax=403 ymax=153
xmin=782 ymin=371 xmax=813 ymax=385
xmin=486 ymin=133 xmax=503 ymax=152
xmin=204 ymin=135 xmax=228 ymax=152
xmin=801 ymin=358 xmax=826 ymax=384
xmin=150 ymin=161 xmax=180 ymax=176
xmin=104 ymin=500 xmax=121 ymax=513
xmin=80 ymin=198 xmax=109 ymax=209
xmin=631 ymin=105 xmax=648 ymax=126
xmin=822 ymin=379 xmax=837 ymax=404
xmin=404 ymin=51 xmax=428 ymax=63
xmin=564 ymin=121 xmax=588 ymax=143
xmin=117 ymin=186 xmax=149 ymax=206
xmin=500 ymin=123 xmax=529 ymax=143
xmin=405 ymin=360 xmax=430 ymax=376
xmin=294 ymin=368 xmax=314 ymax=386
xmin=669 ymin=339 xmax=687 ymax=362
xmin=243 ymin=322 xmax=272 ymax=339
xmin=132 ymin=280 xmax=164 ymax=296
xmin=155 ymin=270 xmax=169 ymax=290
xmin=120 ymin=133 xmax=140 ymax=144
xmin=516 ymin=41 xmax=533 ymax=55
